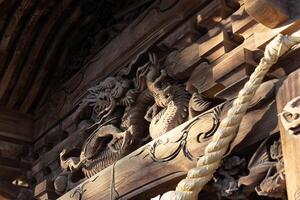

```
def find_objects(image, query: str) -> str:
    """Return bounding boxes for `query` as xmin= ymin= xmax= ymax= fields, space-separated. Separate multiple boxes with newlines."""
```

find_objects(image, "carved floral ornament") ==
xmin=280 ymin=96 xmax=300 ymax=135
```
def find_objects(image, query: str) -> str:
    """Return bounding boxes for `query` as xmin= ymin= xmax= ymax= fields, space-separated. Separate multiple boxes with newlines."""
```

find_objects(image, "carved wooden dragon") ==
xmin=60 ymin=125 xmax=133 ymax=178
xmin=144 ymin=53 xmax=190 ymax=139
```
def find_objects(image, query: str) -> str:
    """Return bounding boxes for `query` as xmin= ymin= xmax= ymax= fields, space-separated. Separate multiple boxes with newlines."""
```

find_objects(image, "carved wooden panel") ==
xmin=57 ymin=79 xmax=278 ymax=200
xmin=276 ymin=69 xmax=300 ymax=200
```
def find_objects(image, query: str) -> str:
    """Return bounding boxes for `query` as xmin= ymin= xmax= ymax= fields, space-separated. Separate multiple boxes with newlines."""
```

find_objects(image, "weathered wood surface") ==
xmin=244 ymin=0 xmax=289 ymax=28
xmin=276 ymin=69 xmax=300 ymax=200
xmin=33 ymin=0 xmax=221 ymax=139
xmin=32 ymin=122 xmax=90 ymax=183
xmin=0 ymin=108 xmax=33 ymax=143
xmin=29 ymin=1 xmax=300 ymax=198
xmin=0 ymin=0 xmax=54 ymax=100
xmin=58 ymin=80 xmax=278 ymax=200
xmin=34 ymin=179 xmax=58 ymax=200
xmin=6 ymin=0 xmax=74 ymax=109
xmin=34 ymin=0 xmax=300 ymax=139
xmin=20 ymin=6 xmax=82 ymax=113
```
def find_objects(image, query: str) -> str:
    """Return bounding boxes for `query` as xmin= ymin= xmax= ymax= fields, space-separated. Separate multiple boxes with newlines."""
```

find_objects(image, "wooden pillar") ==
xmin=276 ymin=69 xmax=300 ymax=200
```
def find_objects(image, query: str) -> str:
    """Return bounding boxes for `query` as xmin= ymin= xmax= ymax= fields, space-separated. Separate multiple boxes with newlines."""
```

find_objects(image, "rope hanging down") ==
xmin=160 ymin=31 xmax=300 ymax=200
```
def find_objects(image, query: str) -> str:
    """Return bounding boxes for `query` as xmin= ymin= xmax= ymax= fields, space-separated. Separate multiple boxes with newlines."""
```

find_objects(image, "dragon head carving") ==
xmin=280 ymin=96 xmax=300 ymax=135
xmin=145 ymin=53 xmax=174 ymax=108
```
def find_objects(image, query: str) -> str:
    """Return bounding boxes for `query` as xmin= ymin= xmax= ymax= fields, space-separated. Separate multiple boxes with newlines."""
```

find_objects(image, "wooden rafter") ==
xmin=20 ymin=6 xmax=82 ymax=112
xmin=6 ymin=0 xmax=75 ymax=109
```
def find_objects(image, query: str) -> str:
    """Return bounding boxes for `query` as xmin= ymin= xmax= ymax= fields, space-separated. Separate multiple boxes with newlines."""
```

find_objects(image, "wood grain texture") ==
xmin=0 ymin=108 xmax=33 ymax=142
xmin=0 ymin=0 xmax=54 ymax=101
xmin=58 ymin=80 xmax=278 ymax=200
xmin=0 ymin=0 xmax=35 ymax=76
xmin=33 ymin=0 xmax=212 ymax=138
xmin=6 ymin=0 xmax=73 ymax=109
xmin=20 ymin=6 xmax=82 ymax=113
xmin=276 ymin=69 xmax=300 ymax=200
xmin=244 ymin=0 xmax=289 ymax=28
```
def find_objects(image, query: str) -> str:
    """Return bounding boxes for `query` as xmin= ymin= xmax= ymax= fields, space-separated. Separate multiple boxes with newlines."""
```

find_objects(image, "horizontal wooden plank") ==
xmin=0 ymin=156 xmax=31 ymax=171
xmin=0 ymin=108 xmax=33 ymax=142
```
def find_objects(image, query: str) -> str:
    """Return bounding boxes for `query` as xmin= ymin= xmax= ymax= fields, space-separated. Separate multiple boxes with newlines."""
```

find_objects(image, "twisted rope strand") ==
xmin=160 ymin=31 xmax=300 ymax=200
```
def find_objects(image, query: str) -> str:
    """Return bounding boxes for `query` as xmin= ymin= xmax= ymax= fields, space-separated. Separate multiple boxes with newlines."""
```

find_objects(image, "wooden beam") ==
xmin=34 ymin=179 xmax=58 ymax=200
xmin=0 ymin=0 xmax=35 ymax=76
xmin=0 ymin=156 xmax=31 ymax=171
xmin=244 ymin=0 xmax=289 ymax=28
xmin=0 ymin=0 xmax=56 ymax=102
xmin=0 ymin=0 xmax=18 ymax=31
xmin=7 ymin=0 xmax=74 ymax=109
xmin=0 ymin=0 xmax=17 ymax=17
xmin=0 ymin=108 xmax=33 ymax=142
xmin=20 ymin=6 xmax=82 ymax=112
xmin=276 ymin=69 xmax=300 ymax=200
xmin=165 ymin=45 xmax=205 ymax=80
xmin=231 ymin=5 xmax=256 ymax=39
xmin=254 ymin=17 xmax=300 ymax=49
xmin=58 ymin=79 xmax=278 ymax=200
xmin=0 ymin=181 xmax=32 ymax=200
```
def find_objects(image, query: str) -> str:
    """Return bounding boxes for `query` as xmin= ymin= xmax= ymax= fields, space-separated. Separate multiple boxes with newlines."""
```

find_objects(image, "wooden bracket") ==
xmin=244 ymin=0 xmax=289 ymax=28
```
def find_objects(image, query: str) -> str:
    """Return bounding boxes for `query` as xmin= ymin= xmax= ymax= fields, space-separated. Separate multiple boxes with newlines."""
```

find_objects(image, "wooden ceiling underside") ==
xmin=0 ymin=0 xmax=154 ymax=197
xmin=0 ymin=0 xmax=77 ymax=113
xmin=0 ymin=0 xmax=153 ymax=114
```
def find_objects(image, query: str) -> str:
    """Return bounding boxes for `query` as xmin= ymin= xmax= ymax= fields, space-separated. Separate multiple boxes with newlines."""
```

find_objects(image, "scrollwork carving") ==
xmin=133 ymin=103 xmax=224 ymax=162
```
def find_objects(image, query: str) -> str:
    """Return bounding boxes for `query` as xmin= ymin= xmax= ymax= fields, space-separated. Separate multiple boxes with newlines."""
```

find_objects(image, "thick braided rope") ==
xmin=160 ymin=31 xmax=300 ymax=200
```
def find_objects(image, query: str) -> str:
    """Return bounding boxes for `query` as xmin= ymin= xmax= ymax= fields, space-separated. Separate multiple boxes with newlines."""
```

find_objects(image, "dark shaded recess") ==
xmin=3 ymin=1 xmax=37 ymax=73
xmin=59 ymin=0 xmax=155 ymax=82
xmin=2 ymin=9 xmax=50 ymax=105
xmin=13 ymin=1 xmax=78 ymax=110
xmin=70 ymin=169 xmax=85 ymax=183
xmin=42 ymin=167 xmax=52 ymax=176
xmin=24 ymin=2 xmax=80 ymax=112
xmin=0 ymin=0 xmax=20 ymax=42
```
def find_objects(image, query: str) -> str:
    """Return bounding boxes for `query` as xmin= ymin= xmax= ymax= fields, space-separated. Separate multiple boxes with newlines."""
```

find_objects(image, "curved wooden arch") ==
xmin=0 ymin=0 xmax=55 ymax=101
xmin=6 ymin=0 xmax=76 ymax=109
xmin=20 ymin=6 xmax=82 ymax=112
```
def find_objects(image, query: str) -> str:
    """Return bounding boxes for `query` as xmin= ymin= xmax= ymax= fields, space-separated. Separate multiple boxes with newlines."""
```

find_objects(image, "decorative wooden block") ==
xmin=186 ymin=62 xmax=214 ymax=94
xmin=201 ymin=48 xmax=257 ymax=98
xmin=244 ymin=0 xmax=289 ymax=28
xmin=165 ymin=45 xmax=205 ymax=80
xmin=231 ymin=5 xmax=256 ymax=39
xmin=276 ymin=69 xmax=300 ymax=200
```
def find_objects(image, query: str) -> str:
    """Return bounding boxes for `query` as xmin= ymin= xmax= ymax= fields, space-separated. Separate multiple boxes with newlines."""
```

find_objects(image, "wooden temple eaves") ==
xmin=1 ymin=0 xmax=300 ymax=199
